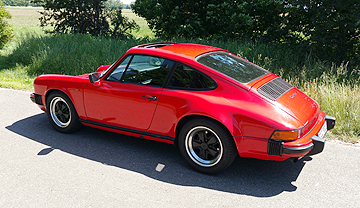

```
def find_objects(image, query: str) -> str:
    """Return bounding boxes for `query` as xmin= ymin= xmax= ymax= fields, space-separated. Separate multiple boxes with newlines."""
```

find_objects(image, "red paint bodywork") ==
xmin=32 ymin=43 xmax=328 ymax=161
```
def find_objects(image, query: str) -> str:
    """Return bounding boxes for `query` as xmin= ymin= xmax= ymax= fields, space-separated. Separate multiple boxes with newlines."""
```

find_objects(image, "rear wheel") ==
xmin=46 ymin=91 xmax=82 ymax=133
xmin=178 ymin=118 xmax=237 ymax=174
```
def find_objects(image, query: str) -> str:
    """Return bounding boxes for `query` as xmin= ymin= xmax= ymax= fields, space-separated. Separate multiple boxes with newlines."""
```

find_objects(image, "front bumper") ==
xmin=30 ymin=93 xmax=43 ymax=105
xmin=267 ymin=115 xmax=336 ymax=157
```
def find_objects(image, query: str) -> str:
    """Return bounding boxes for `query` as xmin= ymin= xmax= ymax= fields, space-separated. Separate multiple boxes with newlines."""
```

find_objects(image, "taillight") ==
xmin=270 ymin=115 xmax=318 ymax=141
xmin=270 ymin=129 xmax=302 ymax=141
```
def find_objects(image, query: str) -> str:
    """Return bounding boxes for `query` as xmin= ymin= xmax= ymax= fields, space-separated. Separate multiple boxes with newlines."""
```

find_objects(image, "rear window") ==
xmin=196 ymin=52 xmax=269 ymax=83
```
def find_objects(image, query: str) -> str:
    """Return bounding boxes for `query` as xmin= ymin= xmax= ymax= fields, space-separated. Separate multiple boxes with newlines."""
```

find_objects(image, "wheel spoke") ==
xmin=61 ymin=103 xmax=67 ymax=111
xmin=192 ymin=140 xmax=202 ymax=149
xmin=59 ymin=115 xmax=66 ymax=122
xmin=197 ymin=131 xmax=205 ymax=143
xmin=56 ymin=102 xmax=62 ymax=111
xmin=207 ymin=135 xmax=218 ymax=146
xmin=207 ymin=147 xmax=219 ymax=157
xmin=198 ymin=148 xmax=207 ymax=159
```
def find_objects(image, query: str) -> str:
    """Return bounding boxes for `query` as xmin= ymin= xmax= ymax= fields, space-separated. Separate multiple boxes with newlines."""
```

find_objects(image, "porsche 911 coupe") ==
xmin=31 ymin=42 xmax=335 ymax=174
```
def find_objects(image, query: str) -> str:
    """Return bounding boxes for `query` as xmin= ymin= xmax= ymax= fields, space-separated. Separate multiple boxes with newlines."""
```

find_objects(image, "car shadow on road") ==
xmin=6 ymin=113 xmax=310 ymax=197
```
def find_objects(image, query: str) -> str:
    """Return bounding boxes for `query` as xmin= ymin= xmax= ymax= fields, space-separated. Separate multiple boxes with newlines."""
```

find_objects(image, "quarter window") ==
xmin=167 ymin=63 xmax=216 ymax=90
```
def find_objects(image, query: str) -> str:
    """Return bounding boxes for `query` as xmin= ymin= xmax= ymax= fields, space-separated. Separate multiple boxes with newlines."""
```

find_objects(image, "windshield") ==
xmin=196 ymin=52 xmax=269 ymax=84
xmin=99 ymin=62 xmax=115 ymax=77
xmin=99 ymin=54 xmax=128 ymax=78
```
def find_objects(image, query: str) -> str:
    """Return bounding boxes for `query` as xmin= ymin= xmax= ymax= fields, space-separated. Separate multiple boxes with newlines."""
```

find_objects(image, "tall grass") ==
xmin=291 ymin=69 xmax=360 ymax=143
xmin=0 ymin=33 xmax=359 ymax=142
xmin=2 ymin=34 xmax=147 ymax=75
xmin=302 ymin=82 xmax=360 ymax=143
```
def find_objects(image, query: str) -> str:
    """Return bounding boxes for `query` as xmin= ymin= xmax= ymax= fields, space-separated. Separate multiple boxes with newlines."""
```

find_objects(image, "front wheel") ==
xmin=46 ymin=91 xmax=82 ymax=133
xmin=178 ymin=118 xmax=237 ymax=174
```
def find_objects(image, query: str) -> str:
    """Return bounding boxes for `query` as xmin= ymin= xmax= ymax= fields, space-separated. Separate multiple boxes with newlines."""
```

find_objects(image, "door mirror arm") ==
xmin=89 ymin=72 xmax=100 ymax=83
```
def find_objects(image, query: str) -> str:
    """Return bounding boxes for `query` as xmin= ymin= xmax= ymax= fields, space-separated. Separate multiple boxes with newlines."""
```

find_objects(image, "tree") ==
xmin=0 ymin=1 xmax=13 ymax=49
xmin=132 ymin=0 xmax=360 ymax=63
xmin=35 ymin=0 xmax=138 ymax=38
xmin=131 ymin=0 xmax=286 ymax=40
xmin=108 ymin=8 xmax=139 ymax=39
xmin=286 ymin=0 xmax=360 ymax=63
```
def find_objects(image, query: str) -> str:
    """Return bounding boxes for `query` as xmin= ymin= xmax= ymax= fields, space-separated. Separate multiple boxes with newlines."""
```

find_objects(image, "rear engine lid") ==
xmin=255 ymin=77 xmax=319 ymax=125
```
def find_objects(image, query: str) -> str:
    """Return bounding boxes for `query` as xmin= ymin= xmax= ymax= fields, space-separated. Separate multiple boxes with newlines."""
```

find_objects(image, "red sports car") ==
xmin=31 ymin=42 xmax=335 ymax=174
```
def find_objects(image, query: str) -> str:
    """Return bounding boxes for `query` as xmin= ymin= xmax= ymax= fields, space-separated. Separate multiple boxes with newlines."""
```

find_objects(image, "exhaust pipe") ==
xmin=289 ymin=157 xmax=299 ymax=163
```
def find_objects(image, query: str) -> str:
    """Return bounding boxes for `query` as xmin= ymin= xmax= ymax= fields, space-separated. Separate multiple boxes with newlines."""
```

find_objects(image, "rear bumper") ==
xmin=268 ymin=115 xmax=336 ymax=157
xmin=305 ymin=115 xmax=335 ymax=156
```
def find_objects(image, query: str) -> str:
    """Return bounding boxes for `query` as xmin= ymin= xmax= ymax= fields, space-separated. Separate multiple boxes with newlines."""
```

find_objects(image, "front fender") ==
xmin=34 ymin=74 xmax=88 ymax=119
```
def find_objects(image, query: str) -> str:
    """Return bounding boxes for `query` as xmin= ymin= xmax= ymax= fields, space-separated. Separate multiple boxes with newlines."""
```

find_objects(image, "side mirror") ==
xmin=89 ymin=72 xmax=100 ymax=83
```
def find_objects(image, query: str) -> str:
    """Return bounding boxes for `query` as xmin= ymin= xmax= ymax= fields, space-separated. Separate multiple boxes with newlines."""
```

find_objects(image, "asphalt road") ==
xmin=1 ymin=88 xmax=359 ymax=207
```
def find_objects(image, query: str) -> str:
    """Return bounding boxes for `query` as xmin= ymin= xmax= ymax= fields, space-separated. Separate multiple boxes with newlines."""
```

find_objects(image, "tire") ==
xmin=46 ymin=91 xmax=82 ymax=133
xmin=178 ymin=118 xmax=237 ymax=174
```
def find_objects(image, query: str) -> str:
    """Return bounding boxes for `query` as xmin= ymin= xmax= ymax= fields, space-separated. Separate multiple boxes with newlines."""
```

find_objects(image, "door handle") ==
xmin=142 ymin=96 xmax=157 ymax=101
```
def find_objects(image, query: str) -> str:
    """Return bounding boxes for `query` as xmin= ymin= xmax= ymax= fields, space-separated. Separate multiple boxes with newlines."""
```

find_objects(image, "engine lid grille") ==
xmin=257 ymin=78 xmax=293 ymax=101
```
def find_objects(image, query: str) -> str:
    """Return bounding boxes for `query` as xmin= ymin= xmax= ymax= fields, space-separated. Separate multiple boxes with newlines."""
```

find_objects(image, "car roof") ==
xmin=131 ymin=42 xmax=227 ymax=59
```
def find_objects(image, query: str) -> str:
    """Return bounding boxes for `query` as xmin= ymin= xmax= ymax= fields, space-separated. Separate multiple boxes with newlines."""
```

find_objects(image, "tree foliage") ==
xmin=132 ymin=0 xmax=288 ymax=40
xmin=132 ymin=0 xmax=360 ymax=63
xmin=35 ymin=0 xmax=139 ymax=38
xmin=0 ymin=1 xmax=13 ymax=49
xmin=286 ymin=0 xmax=360 ymax=63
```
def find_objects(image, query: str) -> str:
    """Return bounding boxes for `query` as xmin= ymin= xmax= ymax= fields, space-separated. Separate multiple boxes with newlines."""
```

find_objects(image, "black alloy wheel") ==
xmin=46 ymin=91 xmax=82 ymax=133
xmin=178 ymin=118 xmax=237 ymax=174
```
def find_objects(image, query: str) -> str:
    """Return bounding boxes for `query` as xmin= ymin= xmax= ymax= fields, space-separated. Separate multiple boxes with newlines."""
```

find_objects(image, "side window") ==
xmin=167 ymin=63 xmax=217 ymax=89
xmin=106 ymin=56 xmax=132 ymax=82
xmin=121 ymin=55 xmax=174 ymax=87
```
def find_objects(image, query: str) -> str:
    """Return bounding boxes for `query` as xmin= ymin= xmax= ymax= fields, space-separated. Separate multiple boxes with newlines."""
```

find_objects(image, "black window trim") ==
xmin=105 ymin=54 xmax=177 ymax=88
xmin=102 ymin=53 xmax=218 ymax=91
xmin=103 ymin=54 xmax=134 ymax=81
xmin=99 ymin=53 xmax=127 ymax=79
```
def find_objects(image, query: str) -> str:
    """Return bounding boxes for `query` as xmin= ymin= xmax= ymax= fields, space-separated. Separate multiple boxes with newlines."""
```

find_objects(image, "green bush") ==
xmin=0 ymin=2 xmax=13 ymax=49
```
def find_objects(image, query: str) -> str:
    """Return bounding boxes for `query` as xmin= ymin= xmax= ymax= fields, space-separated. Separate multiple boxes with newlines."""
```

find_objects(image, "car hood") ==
xmin=250 ymin=76 xmax=319 ymax=126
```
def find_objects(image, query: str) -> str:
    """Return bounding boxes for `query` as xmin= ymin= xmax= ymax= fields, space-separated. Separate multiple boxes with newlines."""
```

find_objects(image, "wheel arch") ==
xmin=45 ymin=89 xmax=72 ymax=106
xmin=44 ymin=88 xmax=80 ymax=116
xmin=44 ymin=88 xmax=86 ymax=118
xmin=174 ymin=114 xmax=235 ymax=148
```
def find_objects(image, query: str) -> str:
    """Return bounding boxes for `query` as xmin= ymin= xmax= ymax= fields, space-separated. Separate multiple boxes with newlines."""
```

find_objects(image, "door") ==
xmin=83 ymin=54 xmax=174 ymax=131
